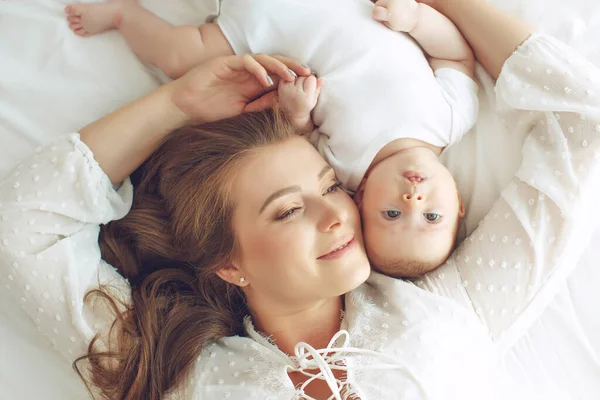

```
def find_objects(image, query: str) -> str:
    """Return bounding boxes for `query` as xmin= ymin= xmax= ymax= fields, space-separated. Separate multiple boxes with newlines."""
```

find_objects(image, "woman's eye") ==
xmin=382 ymin=210 xmax=401 ymax=220
xmin=276 ymin=207 xmax=301 ymax=221
xmin=424 ymin=213 xmax=442 ymax=222
xmin=324 ymin=182 xmax=342 ymax=195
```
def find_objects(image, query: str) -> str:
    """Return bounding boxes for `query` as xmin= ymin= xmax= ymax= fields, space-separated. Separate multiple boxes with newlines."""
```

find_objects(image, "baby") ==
xmin=65 ymin=0 xmax=478 ymax=278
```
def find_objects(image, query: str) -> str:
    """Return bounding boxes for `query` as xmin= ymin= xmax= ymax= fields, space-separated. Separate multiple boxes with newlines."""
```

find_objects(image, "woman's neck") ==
xmin=250 ymin=296 xmax=343 ymax=355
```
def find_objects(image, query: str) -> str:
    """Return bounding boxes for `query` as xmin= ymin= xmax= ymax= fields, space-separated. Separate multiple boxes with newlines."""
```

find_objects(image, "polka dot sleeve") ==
xmin=420 ymin=34 xmax=600 ymax=349
xmin=0 ymin=134 xmax=133 ymax=361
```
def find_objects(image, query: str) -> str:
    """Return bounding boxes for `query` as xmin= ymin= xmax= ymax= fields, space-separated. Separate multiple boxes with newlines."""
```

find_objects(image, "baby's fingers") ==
xmin=316 ymin=78 xmax=326 ymax=97
xmin=293 ymin=76 xmax=307 ymax=90
xmin=303 ymin=75 xmax=318 ymax=94
xmin=316 ymin=78 xmax=326 ymax=89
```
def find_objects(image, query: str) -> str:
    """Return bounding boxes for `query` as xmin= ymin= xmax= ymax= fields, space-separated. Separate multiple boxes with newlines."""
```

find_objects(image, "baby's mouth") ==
xmin=403 ymin=171 xmax=427 ymax=183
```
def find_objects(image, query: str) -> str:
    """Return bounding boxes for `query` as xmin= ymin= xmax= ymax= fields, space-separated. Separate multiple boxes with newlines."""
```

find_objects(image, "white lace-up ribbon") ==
xmin=285 ymin=330 xmax=429 ymax=400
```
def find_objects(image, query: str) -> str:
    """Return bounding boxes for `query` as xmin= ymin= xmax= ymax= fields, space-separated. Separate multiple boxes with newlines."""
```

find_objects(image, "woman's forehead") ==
xmin=231 ymin=137 xmax=329 ymax=203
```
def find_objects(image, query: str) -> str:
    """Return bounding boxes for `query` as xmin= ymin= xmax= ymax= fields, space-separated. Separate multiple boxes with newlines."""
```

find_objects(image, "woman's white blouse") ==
xmin=1 ymin=34 xmax=600 ymax=399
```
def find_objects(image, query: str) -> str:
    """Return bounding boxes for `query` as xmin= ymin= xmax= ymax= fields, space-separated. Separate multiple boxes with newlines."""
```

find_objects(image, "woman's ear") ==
xmin=216 ymin=263 xmax=249 ymax=287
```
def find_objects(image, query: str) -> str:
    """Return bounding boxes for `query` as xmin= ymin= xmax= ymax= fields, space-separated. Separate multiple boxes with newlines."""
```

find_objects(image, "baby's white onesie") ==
xmin=217 ymin=0 xmax=479 ymax=190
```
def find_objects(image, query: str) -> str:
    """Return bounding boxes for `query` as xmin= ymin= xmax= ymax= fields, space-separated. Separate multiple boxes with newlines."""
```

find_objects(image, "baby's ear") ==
xmin=457 ymin=190 xmax=466 ymax=218
xmin=353 ymin=185 xmax=365 ymax=209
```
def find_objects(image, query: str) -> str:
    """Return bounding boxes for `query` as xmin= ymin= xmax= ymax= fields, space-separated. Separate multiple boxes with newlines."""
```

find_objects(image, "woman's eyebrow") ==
xmin=259 ymin=186 xmax=301 ymax=214
xmin=259 ymin=166 xmax=333 ymax=214
xmin=319 ymin=165 xmax=333 ymax=179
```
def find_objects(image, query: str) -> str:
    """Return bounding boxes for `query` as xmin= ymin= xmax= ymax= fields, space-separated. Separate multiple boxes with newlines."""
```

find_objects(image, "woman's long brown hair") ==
xmin=74 ymin=109 xmax=298 ymax=399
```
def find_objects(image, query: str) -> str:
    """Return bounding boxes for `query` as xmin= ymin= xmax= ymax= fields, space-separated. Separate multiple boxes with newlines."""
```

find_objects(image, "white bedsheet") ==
xmin=0 ymin=1 xmax=599 ymax=399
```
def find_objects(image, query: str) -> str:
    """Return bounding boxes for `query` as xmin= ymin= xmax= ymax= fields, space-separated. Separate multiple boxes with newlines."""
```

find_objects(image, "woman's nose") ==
xmin=319 ymin=201 xmax=348 ymax=232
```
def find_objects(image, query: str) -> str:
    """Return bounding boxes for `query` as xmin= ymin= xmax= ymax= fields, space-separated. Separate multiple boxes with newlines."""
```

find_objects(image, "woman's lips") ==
xmin=318 ymin=235 xmax=356 ymax=260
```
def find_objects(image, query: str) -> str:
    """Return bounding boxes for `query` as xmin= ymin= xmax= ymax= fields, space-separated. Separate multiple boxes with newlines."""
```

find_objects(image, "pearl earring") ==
xmin=239 ymin=277 xmax=246 ymax=284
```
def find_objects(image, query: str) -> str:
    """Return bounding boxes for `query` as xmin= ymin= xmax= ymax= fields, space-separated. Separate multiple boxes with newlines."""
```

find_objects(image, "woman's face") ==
xmin=228 ymin=136 xmax=370 ymax=314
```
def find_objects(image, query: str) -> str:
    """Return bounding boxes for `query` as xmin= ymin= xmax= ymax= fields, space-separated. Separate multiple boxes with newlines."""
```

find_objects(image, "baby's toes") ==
xmin=73 ymin=27 xmax=90 ymax=37
xmin=68 ymin=22 xmax=82 ymax=32
xmin=65 ymin=4 xmax=84 ymax=16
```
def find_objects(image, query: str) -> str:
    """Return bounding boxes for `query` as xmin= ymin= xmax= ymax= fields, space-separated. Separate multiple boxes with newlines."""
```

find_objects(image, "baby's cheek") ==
xmin=360 ymin=216 xmax=380 ymax=256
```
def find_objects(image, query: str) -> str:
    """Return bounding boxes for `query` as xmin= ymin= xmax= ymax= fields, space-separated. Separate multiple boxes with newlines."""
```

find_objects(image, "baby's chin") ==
xmin=369 ymin=252 xmax=448 ymax=278
xmin=363 ymin=232 xmax=453 ymax=279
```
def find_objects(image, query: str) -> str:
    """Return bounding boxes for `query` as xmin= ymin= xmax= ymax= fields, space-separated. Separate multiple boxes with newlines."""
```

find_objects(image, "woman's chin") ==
xmin=321 ymin=236 xmax=371 ymax=295
xmin=338 ymin=258 xmax=371 ymax=295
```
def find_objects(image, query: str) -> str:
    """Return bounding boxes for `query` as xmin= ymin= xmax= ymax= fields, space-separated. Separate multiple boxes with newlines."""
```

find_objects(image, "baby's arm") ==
xmin=373 ymin=0 xmax=475 ymax=78
xmin=278 ymin=75 xmax=324 ymax=133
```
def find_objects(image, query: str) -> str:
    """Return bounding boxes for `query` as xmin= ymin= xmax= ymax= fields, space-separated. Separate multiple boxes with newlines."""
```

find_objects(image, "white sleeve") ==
xmin=435 ymin=68 xmax=479 ymax=146
xmin=418 ymin=34 xmax=600 ymax=349
xmin=0 ymin=134 xmax=133 ymax=361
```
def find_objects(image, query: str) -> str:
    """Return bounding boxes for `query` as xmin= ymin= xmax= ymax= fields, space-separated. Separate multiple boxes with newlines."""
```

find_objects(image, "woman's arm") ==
xmin=420 ymin=34 xmax=600 ymax=348
xmin=419 ymin=0 xmax=534 ymax=79
xmin=0 ymin=54 xmax=307 ymax=360
xmin=0 ymin=134 xmax=133 ymax=360
xmin=83 ymin=54 xmax=308 ymax=184
xmin=79 ymin=85 xmax=187 ymax=185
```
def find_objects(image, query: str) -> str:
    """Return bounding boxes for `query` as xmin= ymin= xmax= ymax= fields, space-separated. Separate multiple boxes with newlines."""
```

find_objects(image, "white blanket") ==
xmin=0 ymin=1 xmax=599 ymax=398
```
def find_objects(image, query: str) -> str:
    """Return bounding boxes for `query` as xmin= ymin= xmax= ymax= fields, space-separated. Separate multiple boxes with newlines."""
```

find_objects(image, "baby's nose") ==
xmin=402 ymin=193 xmax=425 ymax=202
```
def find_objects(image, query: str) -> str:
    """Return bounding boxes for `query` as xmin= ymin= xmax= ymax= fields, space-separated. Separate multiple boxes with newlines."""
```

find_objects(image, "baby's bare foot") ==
xmin=65 ymin=0 xmax=136 ymax=37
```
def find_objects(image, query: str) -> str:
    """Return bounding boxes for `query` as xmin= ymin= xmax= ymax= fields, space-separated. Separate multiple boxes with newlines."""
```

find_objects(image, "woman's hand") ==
xmin=169 ymin=54 xmax=310 ymax=124
xmin=411 ymin=0 xmax=534 ymax=79
xmin=81 ymin=54 xmax=309 ymax=184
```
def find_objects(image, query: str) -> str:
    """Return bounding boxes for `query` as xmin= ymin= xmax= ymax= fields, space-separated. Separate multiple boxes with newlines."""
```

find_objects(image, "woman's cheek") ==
xmin=281 ymin=223 xmax=317 ymax=266
xmin=254 ymin=224 xmax=310 ymax=263
xmin=340 ymin=193 xmax=362 ymax=227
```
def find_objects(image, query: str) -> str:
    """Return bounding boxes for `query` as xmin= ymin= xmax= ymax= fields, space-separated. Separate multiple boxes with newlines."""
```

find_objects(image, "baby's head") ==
xmin=357 ymin=147 xmax=465 ymax=278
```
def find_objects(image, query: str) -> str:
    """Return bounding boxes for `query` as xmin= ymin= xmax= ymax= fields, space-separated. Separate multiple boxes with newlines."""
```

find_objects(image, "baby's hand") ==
xmin=278 ymin=75 xmax=324 ymax=131
xmin=372 ymin=0 xmax=420 ymax=33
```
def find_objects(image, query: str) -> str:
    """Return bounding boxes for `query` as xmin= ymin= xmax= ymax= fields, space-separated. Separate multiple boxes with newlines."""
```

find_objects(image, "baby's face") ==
xmin=358 ymin=148 xmax=464 ymax=278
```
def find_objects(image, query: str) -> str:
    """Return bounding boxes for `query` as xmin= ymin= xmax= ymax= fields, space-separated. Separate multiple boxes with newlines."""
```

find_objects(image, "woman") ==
xmin=2 ymin=1 xmax=600 ymax=399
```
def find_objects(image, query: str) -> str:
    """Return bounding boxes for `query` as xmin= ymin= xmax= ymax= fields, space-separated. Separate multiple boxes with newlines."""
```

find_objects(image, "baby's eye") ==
xmin=382 ymin=210 xmax=401 ymax=220
xmin=424 ymin=213 xmax=442 ymax=223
